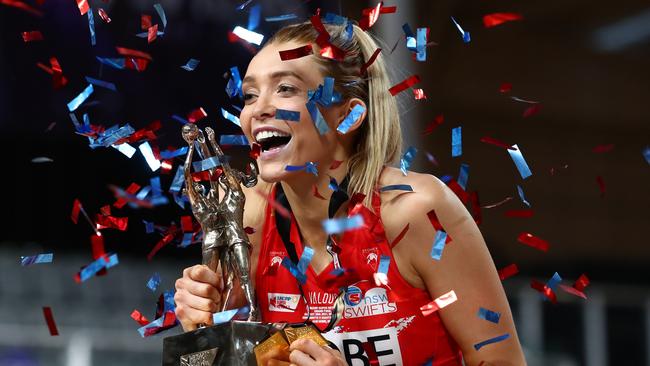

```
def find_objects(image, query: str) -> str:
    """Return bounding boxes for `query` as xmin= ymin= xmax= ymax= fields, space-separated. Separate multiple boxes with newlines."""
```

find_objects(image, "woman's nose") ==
xmin=252 ymin=95 xmax=275 ymax=121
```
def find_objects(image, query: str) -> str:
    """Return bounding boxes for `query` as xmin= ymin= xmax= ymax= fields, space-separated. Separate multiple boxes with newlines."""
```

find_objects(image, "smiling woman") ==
xmin=174 ymin=18 xmax=526 ymax=366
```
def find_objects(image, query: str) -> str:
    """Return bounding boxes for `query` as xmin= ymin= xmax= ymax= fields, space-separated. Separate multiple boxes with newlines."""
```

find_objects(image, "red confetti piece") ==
xmin=255 ymin=189 xmax=291 ymax=219
xmin=114 ymin=183 xmax=141 ymax=209
xmin=389 ymin=74 xmax=421 ymax=96
xmin=498 ymin=263 xmax=519 ymax=281
xmin=96 ymin=215 xmax=129 ymax=231
xmin=37 ymin=57 xmax=68 ymax=89
xmin=389 ymin=223 xmax=409 ymax=248
xmin=480 ymin=136 xmax=517 ymax=150
xmin=446 ymin=179 xmax=469 ymax=203
xmin=592 ymin=144 xmax=614 ymax=153
xmin=481 ymin=196 xmax=513 ymax=209
xmin=147 ymin=24 xmax=158 ymax=44
xmin=420 ymin=290 xmax=457 ymax=316
xmin=596 ymin=176 xmax=606 ymax=197
xmin=426 ymin=210 xmax=453 ymax=243
xmin=423 ymin=114 xmax=444 ymax=136
xmin=187 ymin=107 xmax=207 ymax=123
xmin=71 ymin=199 xmax=82 ymax=224
xmin=483 ymin=13 xmax=523 ymax=28
xmin=413 ymin=88 xmax=427 ymax=100
xmin=559 ymin=284 xmax=587 ymax=299
xmin=42 ymin=307 xmax=59 ymax=335
xmin=244 ymin=226 xmax=256 ymax=235
xmin=361 ymin=342 xmax=379 ymax=366
xmin=499 ymin=82 xmax=512 ymax=93
xmin=523 ymin=104 xmax=542 ymax=118
xmin=75 ymin=0 xmax=88 ymax=15
xmin=22 ymin=30 xmax=43 ymax=42
xmin=131 ymin=309 xmax=150 ymax=326
xmin=329 ymin=160 xmax=343 ymax=170
xmin=504 ymin=209 xmax=534 ymax=218
xmin=360 ymin=48 xmax=381 ymax=75
xmin=116 ymin=46 xmax=153 ymax=61
xmin=469 ymin=191 xmax=482 ymax=225
xmin=147 ymin=231 xmax=177 ymax=261
xmin=310 ymin=11 xmax=346 ymax=61
xmin=161 ymin=159 xmax=173 ymax=173
xmin=98 ymin=8 xmax=111 ymax=23
xmin=250 ymin=142 xmax=261 ymax=159
xmin=100 ymin=205 xmax=111 ymax=216
xmin=91 ymin=234 xmax=106 ymax=259
xmin=312 ymin=184 xmax=327 ymax=200
xmin=530 ymin=280 xmax=557 ymax=304
xmin=517 ymin=232 xmax=550 ymax=252
xmin=141 ymin=14 xmax=152 ymax=30
xmin=573 ymin=273 xmax=590 ymax=292
xmin=181 ymin=216 xmax=193 ymax=232
xmin=1 ymin=0 xmax=44 ymax=16
xmin=359 ymin=3 xmax=396 ymax=31
xmin=279 ymin=44 xmax=313 ymax=61
xmin=123 ymin=57 xmax=150 ymax=72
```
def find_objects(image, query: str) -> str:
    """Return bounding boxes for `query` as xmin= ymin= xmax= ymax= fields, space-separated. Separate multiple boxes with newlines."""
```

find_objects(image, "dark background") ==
xmin=1 ymin=0 xmax=649 ymax=365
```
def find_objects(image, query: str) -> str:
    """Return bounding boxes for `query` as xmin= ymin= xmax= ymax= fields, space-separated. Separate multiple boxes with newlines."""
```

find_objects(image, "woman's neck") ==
xmin=280 ymin=160 xmax=349 ymax=250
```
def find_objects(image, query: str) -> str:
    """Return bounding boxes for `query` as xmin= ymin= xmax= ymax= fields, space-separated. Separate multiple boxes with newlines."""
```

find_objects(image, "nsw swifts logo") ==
xmin=344 ymin=286 xmax=363 ymax=306
xmin=343 ymin=286 xmax=397 ymax=319
xmin=268 ymin=293 xmax=300 ymax=312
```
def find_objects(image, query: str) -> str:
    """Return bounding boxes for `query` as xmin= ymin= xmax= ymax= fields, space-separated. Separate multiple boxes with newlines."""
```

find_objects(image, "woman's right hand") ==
xmin=174 ymin=264 xmax=223 ymax=332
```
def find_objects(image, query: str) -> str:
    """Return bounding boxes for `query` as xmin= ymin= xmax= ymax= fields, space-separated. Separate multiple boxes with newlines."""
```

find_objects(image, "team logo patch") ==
xmin=343 ymin=287 xmax=397 ymax=319
xmin=344 ymin=286 xmax=363 ymax=307
xmin=268 ymin=293 xmax=300 ymax=312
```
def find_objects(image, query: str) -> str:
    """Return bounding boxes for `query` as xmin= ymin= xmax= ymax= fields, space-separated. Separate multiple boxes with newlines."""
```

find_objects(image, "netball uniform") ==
xmin=255 ymin=184 xmax=463 ymax=366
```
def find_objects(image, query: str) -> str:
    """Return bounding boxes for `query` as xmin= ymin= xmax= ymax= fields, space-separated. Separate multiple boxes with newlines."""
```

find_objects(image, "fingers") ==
xmin=259 ymin=345 xmax=290 ymax=366
xmin=174 ymin=265 xmax=222 ymax=332
xmin=288 ymin=349 xmax=316 ymax=366
xmin=289 ymin=339 xmax=329 ymax=361
xmin=189 ymin=265 xmax=221 ymax=287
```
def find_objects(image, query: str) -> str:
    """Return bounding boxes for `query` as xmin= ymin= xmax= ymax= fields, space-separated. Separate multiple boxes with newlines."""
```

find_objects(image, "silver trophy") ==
xmin=162 ymin=124 xmax=270 ymax=366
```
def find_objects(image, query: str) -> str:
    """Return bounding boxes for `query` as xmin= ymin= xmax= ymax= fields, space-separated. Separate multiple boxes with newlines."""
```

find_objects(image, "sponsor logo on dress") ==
xmin=344 ymin=287 xmax=397 ymax=319
xmin=268 ymin=293 xmax=300 ymax=312
xmin=323 ymin=326 xmax=403 ymax=366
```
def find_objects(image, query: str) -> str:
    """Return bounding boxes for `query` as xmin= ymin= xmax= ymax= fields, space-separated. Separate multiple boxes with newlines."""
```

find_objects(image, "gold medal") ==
xmin=254 ymin=324 xmax=328 ymax=365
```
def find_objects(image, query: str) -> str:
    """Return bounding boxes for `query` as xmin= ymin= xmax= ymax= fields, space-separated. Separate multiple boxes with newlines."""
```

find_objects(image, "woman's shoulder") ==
xmin=377 ymin=166 xmax=447 ymax=217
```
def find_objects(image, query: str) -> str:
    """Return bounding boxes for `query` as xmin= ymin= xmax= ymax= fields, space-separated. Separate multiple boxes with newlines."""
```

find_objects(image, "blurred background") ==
xmin=1 ymin=0 xmax=649 ymax=365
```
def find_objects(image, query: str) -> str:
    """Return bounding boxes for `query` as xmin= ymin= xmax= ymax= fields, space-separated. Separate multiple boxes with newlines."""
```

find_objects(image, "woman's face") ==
xmin=240 ymin=40 xmax=345 ymax=183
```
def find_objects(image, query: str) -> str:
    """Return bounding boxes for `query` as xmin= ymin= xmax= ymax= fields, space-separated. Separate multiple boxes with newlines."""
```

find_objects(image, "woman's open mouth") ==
xmin=254 ymin=128 xmax=292 ymax=160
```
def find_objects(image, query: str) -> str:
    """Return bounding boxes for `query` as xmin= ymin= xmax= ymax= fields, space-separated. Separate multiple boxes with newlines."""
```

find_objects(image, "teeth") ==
xmin=254 ymin=130 xmax=290 ymax=142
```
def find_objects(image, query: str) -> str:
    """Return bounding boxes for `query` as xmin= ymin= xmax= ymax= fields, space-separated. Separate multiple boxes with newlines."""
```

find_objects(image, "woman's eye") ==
xmin=277 ymin=85 xmax=296 ymax=94
xmin=244 ymin=93 xmax=257 ymax=101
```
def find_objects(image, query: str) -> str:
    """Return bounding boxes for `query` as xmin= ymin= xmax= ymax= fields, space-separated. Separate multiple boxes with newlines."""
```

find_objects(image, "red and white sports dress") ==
xmin=255 ymin=184 xmax=463 ymax=366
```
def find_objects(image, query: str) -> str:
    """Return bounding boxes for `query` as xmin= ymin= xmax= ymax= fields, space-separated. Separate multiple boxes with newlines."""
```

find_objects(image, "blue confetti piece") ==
xmin=150 ymin=176 xmax=162 ymax=197
xmin=379 ymin=184 xmax=413 ymax=192
xmin=20 ymin=253 xmax=54 ymax=266
xmin=179 ymin=233 xmax=194 ymax=248
xmin=160 ymin=146 xmax=188 ymax=160
xmin=377 ymin=255 xmax=390 ymax=274
xmin=172 ymin=192 xmax=187 ymax=209
xmin=220 ymin=134 xmax=249 ymax=146
xmin=337 ymin=104 xmax=366 ymax=134
xmin=306 ymin=101 xmax=330 ymax=135
xmin=96 ymin=56 xmax=125 ymax=70
xmin=136 ymin=186 xmax=151 ymax=200
xmin=80 ymin=254 xmax=119 ymax=282
xmin=305 ymin=162 xmax=318 ymax=176
xmin=232 ymin=26 xmax=264 ymax=45
xmin=546 ymin=272 xmax=562 ymax=292
xmin=193 ymin=156 xmax=222 ymax=172
xmin=137 ymin=315 xmax=166 ymax=337
xmin=516 ymin=185 xmax=531 ymax=207
xmin=180 ymin=58 xmax=200 ymax=71
xmin=276 ymin=109 xmax=301 ymax=122
xmin=247 ymin=4 xmax=261 ymax=30
xmin=328 ymin=176 xmax=339 ymax=191
xmin=451 ymin=17 xmax=471 ymax=43
xmin=169 ymin=165 xmax=184 ymax=193
xmin=136 ymin=30 xmax=165 ymax=39
xmin=88 ymin=8 xmax=96 ymax=46
xmin=323 ymin=12 xmax=348 ymax=25
xmin=430 ymin=230 xmax=447 ymax=260
xmin=451 ymin=126 xmax=462 ymax=157
xmin=473 ymin=333 xmax=510 ymax=351
xmin=265 ymin=14 xmax=298 ymax=22
xmin=139 ymin=142 xmax=161 ymax=171
xmin=297 ymin=247 xmax=315 ymax=275
xmin=153 ymin=3 xmax=167 ymax=29
xmin=226 ymin=66 xmax=243 ymax=99
xmin=457 ymin=163 xmax=470 ymax=190
xmin=213 ymin=309 xmax=239 ymax=325
xmin=416 ymin=27 xmax=427 ymax=61
xmin=642 ymin=146 xmax=650 ymax=165
xmin=221 ymin=108 xmax=241 ymax=127
xmin=163 ymin=289 xmax=176 ymax=313
xmin=402 ymin=23 xmax=415 ymax=39
xmin=477 ymin=307 xmax=501 ymax=324
xmin=281 ymin=257 xmax=307 ymax=284
xmin=89 ymin=124 xmax=135 ymax=148
xmin=344 ymin=21 xmax=354 ymax=42
xmin=400 ymin=146 xmax=418 ymax=176
xmin=171 ymin=114 xmax=189 ymax=125
xmin=67 ymin=84 xmax=94 ymax=112
xmin=143 ymin=220 xmax=154 ymax=234
xmin=236 ymin=0 xmax=254 ymax=10
xmin=322 ymin=77 xmax=335 ymax=106
xmin=147 ymin=273 xmax=161 ymax=292
xmin=322 ymin=214 xmax=364 ymax=235
xmin=85 ymin=76 xmax=116 ymax=91
xmin=507 ymin=144 xmax=532 ymax=179
xmin=439 ymin=174 xmax=453 ymax=183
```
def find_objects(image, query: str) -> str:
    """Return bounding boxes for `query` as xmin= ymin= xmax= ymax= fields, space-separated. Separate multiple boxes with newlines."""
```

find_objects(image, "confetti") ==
xmin=312 ymin=184 xmax=327 ymax=200
xmin=22 ymin=30 xmax=43 ymax=42
xmin=247 ymin=3 xmax=261 ymax=30
xmin=480 ymin=136 xmax=517 ymax=150
xmin=430 ymin=230 xmax=447 ymax=260
xmin=116 ymin=46 xmax=152 ymax=61
xmin=21 ymin=253 xmax=53 ymax=266
xmin=361 ymin=342 xmax=380 ymax=366
xmin=517 ymin=232 xmax=550 ymax=252
xmin=477 ymin=307 xmax=501 ymax=324
xmin=559 ymin=273 xmax=590 ymax=299
xmin=225 ymin=66 xmax=243 ymax=98
xmin=143 ymin=220 xmax=155 ymax=234
xmin=337 ymin=104 xmax=366 ymax=134
xmin=285 ymin=162 xmax=318 ymax=176
xmin=451 ymin=126 xmax=462 ymax=157
xmin=413 ymin=88 xmax=427 ymax=100
xmin=279 ymin=44 xmax=313 ymax=61
xmin=531 ymin=280 xmax=557 ymax=304
xmin=147 ymin=273 xmax=161 ymax=292
xmin=213 ymin=309 xmax=239 ymax=325
xmin=498 ymin=263 xmax=519 ymax=281
xmin=306 ymin=101 xmax=330 ymax=135
xmin=516 ymin=185 xmax=531 ymax=207
xmin=546 ymin=272 xmax=562 ymax=293
xmin=359 ymin=3 xmax=396 ymax=30
xmin=360 ymin=48 xmax=381 ymax=75
xmin=282 ymin=247 xmax=314 ymax=285
xmin=71 ymin=199 xmax=82 ymax=224
xmin=483 ymin=13 xmax=523 ymax=28
xmin=499 ymin=82 xmax=512 ymax=93
xmin=138 ymin=310 xmax=178 ymax=337
xmin=254 ymin=189 xmax=291 ymax=219
xmin=131 ymin=309 xmax=150 ymax=326
xmin=160 ymin=146 xmax=188 ymax=159
xmin=310 ymin=12 xmax=346 ymax=61
xmin=96 ymin=214 xmax=128 ymax=231
xmin=451 ymin=16 xmax=471 ymax=43
xmin=522 ymin=104 xmax=542 ymax=118
xmin=218 ymin=134 xmax=248 ymax=146
xmin=328 ymin=176 xmax=339 ymax=191
xmin=75 ymin=253 xmax=119 ymax=282
xmin=192 ymin=156 xmax=223 ymax=172
xmin=265 ymin=13 xmax=298 ymax=22
xmin=249 ymin=142 xmax=261 ymax=159
xmin=1 ymin=0 xmax=43 ymax=16
xmin=275 ymin=109 xmax=301 ymax=122
xmin=221 ymin=108 xmax=241 ymax=127
xmin=139 ymin=142 xmax=161 ymax=171
xmin=153 ymin=3 xmax=167 ymax=29
xmin=379 ymin=184 xmax=413 ymax=192
xmin=481 ymin=196 xmax=513 ymax=209
xmin=469 ymin=191 xmax=482 ymax=225
xmin=596 ymin=176 xmax=606 ymax=197
xmin=31 ymin=157 xmax=53 ymax=163
xmin=592 ymin=144 xmax=614 ymax=153
xmin=389 ymin=75 xmax=421 ymax=96
xmin=75 ymin=0 xmax=89 ymax=15
xmin=504 ymin=209 xmax=534 ymax=218
xmin=389 ymin=224 xmax=409 ymax=248
xmin=232 ymin=26 xmax=264 ymax=46
xmin=187 ymin=107 xmax=207 ymax=123
xmin=180 ymin=58 xmax=200 ymax=71
xmin=322 ymin=214 xmax=364 ymax=235
xmin=88 ymin=8 xmax=96 ymax=45
xmin=457 ymin=163 xmax=470 ymax=190
xmin=423 ymin=114 xmax=444 ymax=135
xmin=236 ymin=0 xmax=253 ymax=10
xmin=85 ymin=76 xmax=117 ymax=91
xmin=98 ymin=8 xmax=111 ymax=23
xmin=420 ymin=290 xmax=457 ymax=316
xmin=330 ymin=160 xmax=343 ymax=170
xmin=37 ymin=57 xmax=68 ymax=89
xmin=508 ymin=144 xmax=532 ymax=179
xmin=416 ymin=27 xmax=428 ymax=61
xmin=67 ymin=84 xmax=94 ymax=112
xmin=643 ymin=146 xmax=650 ymax=164
xmin=473 ymin=333 xmax=510 ymax=351
xmin=42 ymin=307 xmax=59 ymax=336
xmin=147 ymin=231 xmax=177 ymax=261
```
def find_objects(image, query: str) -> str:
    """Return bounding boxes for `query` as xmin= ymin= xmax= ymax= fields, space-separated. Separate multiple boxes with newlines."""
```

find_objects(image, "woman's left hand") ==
xmin=288 ymin=339 xmax=347 ymax=366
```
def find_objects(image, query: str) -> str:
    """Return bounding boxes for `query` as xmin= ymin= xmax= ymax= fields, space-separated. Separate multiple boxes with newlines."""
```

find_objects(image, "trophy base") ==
xmin=162 ymin=321 xmax=273 ymax=366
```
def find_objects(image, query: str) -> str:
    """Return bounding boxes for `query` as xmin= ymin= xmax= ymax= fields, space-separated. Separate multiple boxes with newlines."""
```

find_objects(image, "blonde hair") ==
xmin=267 ymin=21 xmax=402 ymax=207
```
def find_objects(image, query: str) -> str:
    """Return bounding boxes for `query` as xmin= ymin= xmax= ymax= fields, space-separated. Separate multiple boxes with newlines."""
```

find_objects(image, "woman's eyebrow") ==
xmin=242 ymin=70 xmax=304 ymax=85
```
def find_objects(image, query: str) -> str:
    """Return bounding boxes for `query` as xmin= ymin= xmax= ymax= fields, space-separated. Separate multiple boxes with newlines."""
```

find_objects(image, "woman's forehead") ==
xmin=244 ymin=41 xmax=320 ymax=82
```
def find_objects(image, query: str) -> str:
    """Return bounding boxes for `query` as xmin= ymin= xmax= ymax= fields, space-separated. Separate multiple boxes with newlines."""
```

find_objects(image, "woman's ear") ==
xmin=335 ymin=98 xmax=367 ymax=135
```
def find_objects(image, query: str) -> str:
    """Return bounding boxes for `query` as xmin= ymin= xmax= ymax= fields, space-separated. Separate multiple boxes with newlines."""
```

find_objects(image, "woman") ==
xmin=174 ymin=19 xmax=526 ymax=366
